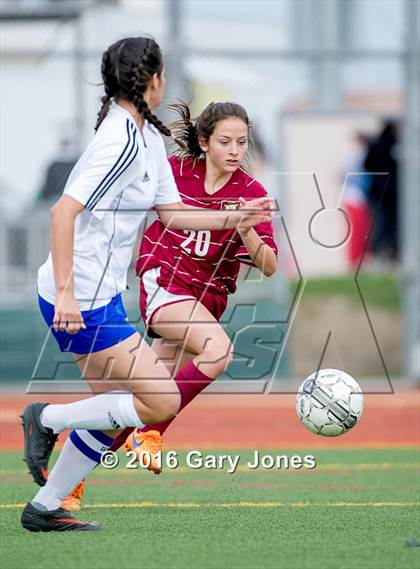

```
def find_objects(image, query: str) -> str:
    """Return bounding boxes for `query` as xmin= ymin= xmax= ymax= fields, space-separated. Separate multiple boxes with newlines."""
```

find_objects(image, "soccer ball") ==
xmin=296 ymin=369 xmax=363 ymax=437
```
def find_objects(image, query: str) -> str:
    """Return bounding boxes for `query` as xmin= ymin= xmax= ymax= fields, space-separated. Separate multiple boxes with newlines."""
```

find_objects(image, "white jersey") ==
xmin=37 ymin=103 xmax=181 ymax=309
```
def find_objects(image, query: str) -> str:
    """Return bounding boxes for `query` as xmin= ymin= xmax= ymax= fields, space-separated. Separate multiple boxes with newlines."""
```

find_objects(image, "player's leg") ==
xmin=22 ymin=294 xmax=184 ymax=487
xmin=116 ymin=299 xmax=231 ymax=457
xmin=24 ymin=331 xmax=181 ymax=482
xmin=37 ymin=357 xmax=126 ymax=512
xmin=103 ymin=339 xmax=196 ymax=475
xmin=22 ymin=331 xmax=185 ymax=528
xmin=139 ymin=337 xmax=198 ymax=440
xmin=27 ymin=331 xmax=182 ymax=450
xmin=35 ymin=361 xmax=126 ymax=513
xmin=150 ymin=337 xmax=198 ymax=377
xmin=125 ymin=299 xmax=233 ymax=463
xmin=60 ymin=337 xmax=196 ymax=511
xmin=61 ymin=304 xmax=228 ymax=511
xmin=152 ymin=299 xmax=233 ymax=378
xmin=42 ymin=331 xmax=182 ymax=429
xmin=62 ymin=338 xmax=193 ymax=484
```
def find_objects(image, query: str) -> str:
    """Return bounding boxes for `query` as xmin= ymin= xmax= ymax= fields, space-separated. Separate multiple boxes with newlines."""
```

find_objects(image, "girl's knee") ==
xmin=137 ymin=392 xmax=181 ymax=424
xmin=206 ymin=339 xmax=233 ymax=374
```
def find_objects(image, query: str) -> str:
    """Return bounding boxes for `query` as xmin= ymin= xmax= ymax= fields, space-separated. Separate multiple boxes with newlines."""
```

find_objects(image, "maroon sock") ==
xmin=109 ymin=362 xmax=214 ymax=451
xmin=142 ymin=361 xmax=214 ymax=435
xmin=176 ymin=361 xmax=215 ymax=408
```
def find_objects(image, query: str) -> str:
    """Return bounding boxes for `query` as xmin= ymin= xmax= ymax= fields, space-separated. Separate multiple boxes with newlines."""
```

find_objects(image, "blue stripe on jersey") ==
xmin=88 ymin=429 xmax=114 ymax=447
xmin=86 ymin=119 xmax=138 ymax=211
xmin=69 ymin=430 xmax=102 ymax=463
xmin=85 ymin=119 xmax=132 ymax=209
xmin=88 ymin=130 xmax=139 ymax=211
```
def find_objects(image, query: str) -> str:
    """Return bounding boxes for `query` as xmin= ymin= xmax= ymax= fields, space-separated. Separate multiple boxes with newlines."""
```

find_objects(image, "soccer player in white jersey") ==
xmin=20 ymin=36 xmax=272 ymax=532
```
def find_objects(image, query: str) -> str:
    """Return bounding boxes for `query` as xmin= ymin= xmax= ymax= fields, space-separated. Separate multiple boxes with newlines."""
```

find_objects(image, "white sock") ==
xmin=40 ymin=392 xmax=144 ymax=433
xmin=32 ymin=429 xmax=114 ymax=511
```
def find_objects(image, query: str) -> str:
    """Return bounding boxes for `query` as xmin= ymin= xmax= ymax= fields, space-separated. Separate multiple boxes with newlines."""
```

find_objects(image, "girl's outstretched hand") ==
xmin=236 ymin=196 xmax=274 ymax=230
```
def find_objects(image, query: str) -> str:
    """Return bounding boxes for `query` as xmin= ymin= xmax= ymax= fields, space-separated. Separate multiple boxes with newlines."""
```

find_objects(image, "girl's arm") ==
xmin=155 ymin=196 xmax=273 ymax=231
xmin=236 ymin=226 xmax=278 ymax=277
xmin=50 ymin=195 xmax=86 ymax=334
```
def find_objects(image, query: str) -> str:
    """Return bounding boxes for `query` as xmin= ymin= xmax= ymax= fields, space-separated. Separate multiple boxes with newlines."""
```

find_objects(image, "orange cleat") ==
xmin=61 ymin=480 xmax=86 ymax=512
xmin=124 ymin=429 xmax=162 ymax=474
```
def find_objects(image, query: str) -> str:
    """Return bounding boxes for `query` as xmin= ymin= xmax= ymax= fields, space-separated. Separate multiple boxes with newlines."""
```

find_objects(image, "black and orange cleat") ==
xmin=21 ymin=502 xmax=100 ymax=532
xmin=20 ymin=403 xmax=58 ymax=486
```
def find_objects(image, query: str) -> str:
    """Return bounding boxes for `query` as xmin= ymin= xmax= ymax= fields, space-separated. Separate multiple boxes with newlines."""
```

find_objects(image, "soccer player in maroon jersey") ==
xmin=62 ymin=101 xmax=278 ymax=511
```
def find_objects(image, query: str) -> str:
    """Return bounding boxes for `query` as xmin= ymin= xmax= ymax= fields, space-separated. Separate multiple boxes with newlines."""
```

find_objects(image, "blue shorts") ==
xmin=38 ymin=294 xmax=137 ymax=354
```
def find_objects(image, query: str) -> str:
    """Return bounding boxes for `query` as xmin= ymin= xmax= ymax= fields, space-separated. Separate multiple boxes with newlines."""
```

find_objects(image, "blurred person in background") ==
xmin=364 ymin=119 xmax=400 ymax=264
xmin=37 ymin=138 xmax=78 ymax=203
xmin=341 ymin=131 xmax=372 ymax=269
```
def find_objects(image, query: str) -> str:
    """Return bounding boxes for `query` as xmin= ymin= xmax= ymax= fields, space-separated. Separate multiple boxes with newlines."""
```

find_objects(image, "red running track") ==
xmin=1 ymin=389 xmax=419 ymax=450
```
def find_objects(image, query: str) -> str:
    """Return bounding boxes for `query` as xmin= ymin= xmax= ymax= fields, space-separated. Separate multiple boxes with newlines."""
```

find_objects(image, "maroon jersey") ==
xmin=136 ymin=156 xmax=277 ymax=298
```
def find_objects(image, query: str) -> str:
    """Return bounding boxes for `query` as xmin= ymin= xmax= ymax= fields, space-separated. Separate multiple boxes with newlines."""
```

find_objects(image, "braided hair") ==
xmin=167 ymin=100 xmax=253 ymax=163
xmin=128 ymin=39 xmax=172 ymax=138
xmin=95 ymin=36 xmax=177 ymax=142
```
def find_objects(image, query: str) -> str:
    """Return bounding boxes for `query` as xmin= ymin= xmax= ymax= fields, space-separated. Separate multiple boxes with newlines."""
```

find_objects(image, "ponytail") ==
xmin=166 ymin=101 xmax=204 ymax=159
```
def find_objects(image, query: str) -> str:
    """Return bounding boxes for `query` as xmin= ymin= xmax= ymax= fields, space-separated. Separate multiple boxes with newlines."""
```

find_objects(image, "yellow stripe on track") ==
xmin=1 ymin=501 xmax=419 ymax=509
xmin=3 ymin=462 xmax=418 ymax=477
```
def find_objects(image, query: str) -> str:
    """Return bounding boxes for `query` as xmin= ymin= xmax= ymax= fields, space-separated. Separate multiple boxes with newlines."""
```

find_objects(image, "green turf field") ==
xmin=1 ymin=448 xmax=419 ymax=569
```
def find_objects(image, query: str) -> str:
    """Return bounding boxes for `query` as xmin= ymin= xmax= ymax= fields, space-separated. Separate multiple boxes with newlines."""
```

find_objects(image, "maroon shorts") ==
xmin=139 ymin=267 xmax=228 ymax=338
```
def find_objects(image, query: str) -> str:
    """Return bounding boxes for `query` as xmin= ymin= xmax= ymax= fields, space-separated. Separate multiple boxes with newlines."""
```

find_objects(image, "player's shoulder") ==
xmin=168 ymin=156 xmax=201 ymax=179
xmin=145 ymin=122 xmax=165 ymax=149
xmin=236 ymin=168 xmax=268 ymax=197
xmin=168 ymin=155 xmax=181 ymax=176
xmin=94 ymin=107 xmax=139 ymax=148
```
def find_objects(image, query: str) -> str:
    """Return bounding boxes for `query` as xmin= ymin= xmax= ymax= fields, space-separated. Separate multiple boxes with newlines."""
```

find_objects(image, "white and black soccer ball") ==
xmin=296 ymin=369 xmax=363 ymax=437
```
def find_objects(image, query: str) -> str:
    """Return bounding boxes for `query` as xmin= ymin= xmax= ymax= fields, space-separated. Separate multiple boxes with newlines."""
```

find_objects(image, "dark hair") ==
xmin=95 ymin=36 xmax=171 ymax=138
xmin=167 ymin=100 xmax=252 ymax=161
